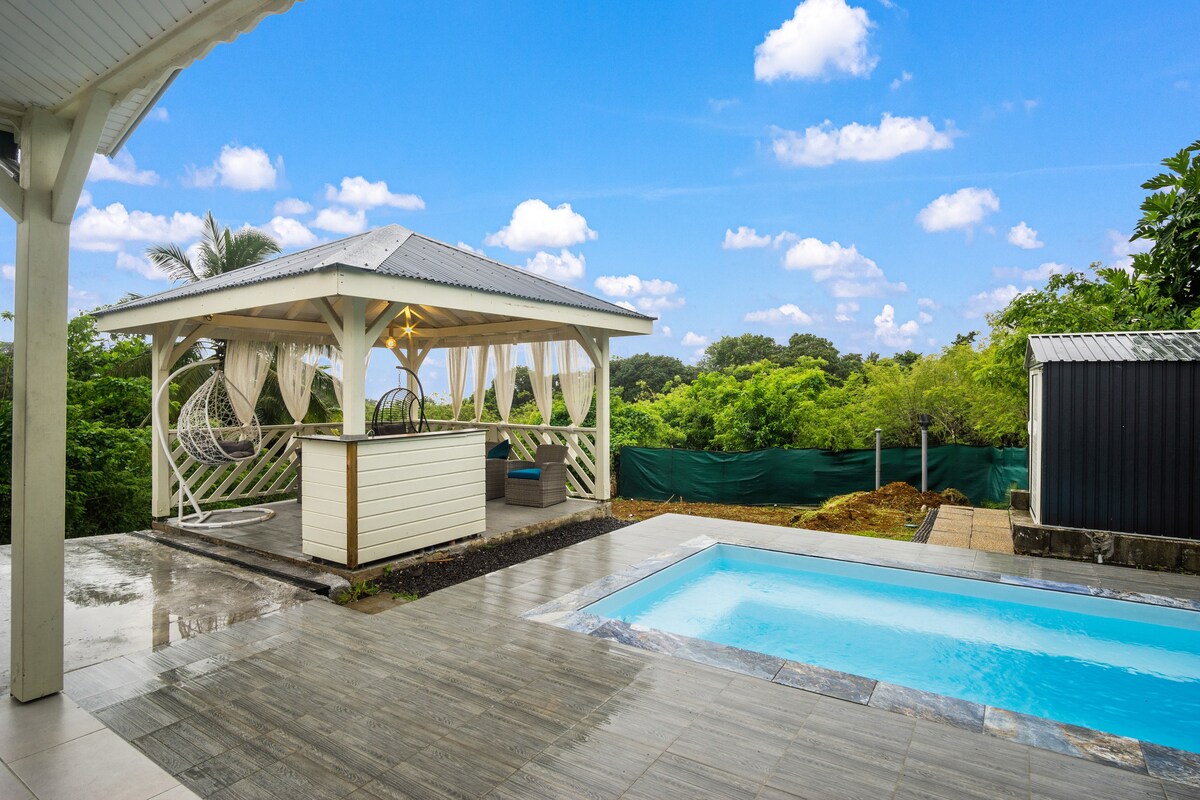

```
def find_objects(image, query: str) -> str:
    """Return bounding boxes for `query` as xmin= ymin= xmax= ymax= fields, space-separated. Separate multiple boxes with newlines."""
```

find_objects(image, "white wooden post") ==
xmin=150 ymin=325 xmax=174 ymax=518
xmin=10 ymin=109 xmax=72 ymax=701
xmin=340 ymin=298 xmax=368 ymax=435
xmin=595 ymin=333 xmax=611 ymax=501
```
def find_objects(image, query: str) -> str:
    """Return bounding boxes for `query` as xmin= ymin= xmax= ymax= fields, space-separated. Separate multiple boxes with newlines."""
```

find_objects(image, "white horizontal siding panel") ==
xmin=355 ymin=456 xmax=481 ymax=492
xmin=300 ymin=508 xmax=345 ymax=537
xmin=356 ymin=440 xmax=482 ymax=471
xmin=357 ymin=508 xmax=485 ymax=551
xmin=301 ymin=465 xmax=345 ymax=489
xmin=357 ymin=492 xmax=485 ymax=535
xmin=358 ymin=519 xmax=486 ymax=562
xmin=299 ymin=496 xmax=348 ymax=522
xmin=357 ymin=481 xmax=484 ymax=527
xmin=356 ymin=469 xmax=481 ymax=503
xmin=299 ymin=480 xmax=344 ymax=504
xmin=301 ymin=539 xmax=345 ymax=564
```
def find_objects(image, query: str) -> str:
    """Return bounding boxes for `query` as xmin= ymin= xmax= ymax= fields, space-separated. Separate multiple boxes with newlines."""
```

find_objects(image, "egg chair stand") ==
xmin=370 ymin=366 xmax=429 ymax=436
xmin=153 ymin=357 xmax=276 ymax=529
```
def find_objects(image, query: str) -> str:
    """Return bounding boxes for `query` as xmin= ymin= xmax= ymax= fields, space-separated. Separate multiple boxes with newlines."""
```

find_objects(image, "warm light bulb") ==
xmin=403 ymin=326 xmax=413 ymax=335
xmin=384 ymin=336 xmax=397 ymax=349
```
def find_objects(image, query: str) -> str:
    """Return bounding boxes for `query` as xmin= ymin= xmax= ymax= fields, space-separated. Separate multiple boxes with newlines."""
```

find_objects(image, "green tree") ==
xmin=609 ymin=353 xmax=697 ymax=400
xmin=698 ymin=334 xmax=784 ymax=371
xmin=1131 ymin=140 xmax=1200 ymax=314
xmin=146 ymin=211 xmax=281 ymax=282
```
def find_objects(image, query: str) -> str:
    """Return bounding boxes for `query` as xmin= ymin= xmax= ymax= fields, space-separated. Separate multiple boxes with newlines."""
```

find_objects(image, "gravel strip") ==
xmin=376 ymin=516 xmax=632 ymax=598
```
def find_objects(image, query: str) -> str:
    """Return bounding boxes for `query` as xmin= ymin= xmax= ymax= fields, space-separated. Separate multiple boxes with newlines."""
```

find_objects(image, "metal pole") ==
xmin=918 ymin=413 xmax=931 ymax=493
xmin=921 ymin=427 xmax=928 ymax=492
xmin=874 ymin=428 xmax=882 ymax=490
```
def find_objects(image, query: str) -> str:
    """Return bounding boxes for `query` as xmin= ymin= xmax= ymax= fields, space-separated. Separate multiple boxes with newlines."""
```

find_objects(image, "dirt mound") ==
xmin=794 ymin=481 xmax=948 ymax=536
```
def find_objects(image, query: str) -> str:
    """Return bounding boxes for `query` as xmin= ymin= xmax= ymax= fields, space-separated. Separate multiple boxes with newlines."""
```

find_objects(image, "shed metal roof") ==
xmin=1026 ymin=330 xmax=1200 ymax=368
xmin=92 ymin=224 xmax=652 ymax=321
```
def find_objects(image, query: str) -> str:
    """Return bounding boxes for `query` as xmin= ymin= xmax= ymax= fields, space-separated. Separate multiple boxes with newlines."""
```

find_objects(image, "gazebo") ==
xmin=93 ymin=225 xmax=652 ymax=567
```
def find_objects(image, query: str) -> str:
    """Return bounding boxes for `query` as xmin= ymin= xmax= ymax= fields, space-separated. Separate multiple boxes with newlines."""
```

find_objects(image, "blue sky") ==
xmin=2 ymin=0 xmax=1198 ymax=397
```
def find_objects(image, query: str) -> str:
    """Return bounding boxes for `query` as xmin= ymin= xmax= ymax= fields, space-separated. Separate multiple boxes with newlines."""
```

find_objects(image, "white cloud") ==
xmin=782 ymin=237 xmax=906 ymax=297
xmin=661 ymin=325 xmax=672 ymax=338
xmin=115 ymin=251 xmax=168 ymax=281
xmin=87 ymin=152 xmax=158 ymax=185
xmin=873 ymin=304 xmax=920 ymax=347
xmin=1106 ymin=229 xmax=1151 ymax=273
xmin=187 ymin=145 xmax=280 ymax=191
xmin=917 ymin=297 xmax=939 ymax=310
xmin=918 ymin=311 xmax=934 ymax=324
xmin=524 ymin=249 xmax=586 ymax=283
xmin=149 ymin=107 xmax=169 ymax=122
xmin=594 ymin=274 xmax=679 ymax=297
xmin=1 ymin=264 xmax=14 ymax=281
xmin=682 ymin=331 xmax=709 ymax=347
xmin=708 ymin=98 xmax=739 ymax=113
xmin=324 ymin=176 xmax=425 ymax=210
xmin=835 ymin=301 xmax=858 ymax=322
xmin=614 ymin=300 xmax=637 ymax=312
xmin=456 ymin=241 xmax=484 ymax=255
xmin=963 ymin=285 xmax=1025 ymax=318
xmin=78 ymin=189 xmax=92 ymax=209
xmin=1007 ymin=221 xmax=1044 ymax=249
xmin=261 ymin=216 xmax=319 ymax=249
xmin=754 ymin=0 xmax=877 ymax=82
xmin=485 ymin=199 xmax=597 ymax=251
xmin=71 ymin=203 xmax=206 ymax=252
xmin=68 ymin=285 xmax=101 ymax=315
xmin=1024 ymin=99 xmax=1039 ymax=112
xmin=889 ymin=70 xmax=912 ymax=90
xmin=772 ymin=114 xmax=956 ymax=167
xmin=722 ymin=226 xmax=773 ymax=249
xmin=916 ymin=187 xmax=999 ymax=232
xmin=635 ymin=295 xmax=686 ymax=313
xmin=311 ymin=207 xmax=367 ymax=235
xmin=745 ymin=303 xmax=813 ymax=325
xmin=274 ymin=197 xmax=312 ymax=216
xmin=992 ymin=261 xmax=1069 ymax=282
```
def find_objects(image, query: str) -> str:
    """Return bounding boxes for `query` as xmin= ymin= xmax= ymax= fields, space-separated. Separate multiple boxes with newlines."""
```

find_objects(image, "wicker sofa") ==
xmin=504 ymin=444 xmax=568 ymax=508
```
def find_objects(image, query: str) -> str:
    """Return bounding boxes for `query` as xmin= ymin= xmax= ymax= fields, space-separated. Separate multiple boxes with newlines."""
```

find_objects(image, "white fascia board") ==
xmin=94 ymin=269 xmax=338 ymax=334
xmin=338 ymin=270 xmax=654 ymax=338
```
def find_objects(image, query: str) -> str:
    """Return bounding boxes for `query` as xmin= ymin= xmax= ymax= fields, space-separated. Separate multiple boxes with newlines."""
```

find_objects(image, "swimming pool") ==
xmin=584 ymin=543 xmax=1200 ymax=753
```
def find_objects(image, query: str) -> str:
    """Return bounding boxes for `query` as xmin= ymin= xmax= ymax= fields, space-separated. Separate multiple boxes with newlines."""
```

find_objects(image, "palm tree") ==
xmin=146 ymin=211 xmax=281 ymax=282
xmin=115 ymin=212 xmax=338 ymax=424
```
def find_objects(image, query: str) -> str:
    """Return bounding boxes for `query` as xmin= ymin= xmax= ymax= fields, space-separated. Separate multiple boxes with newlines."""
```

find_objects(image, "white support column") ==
xmin=594 ymin=332 xmax=611 ymax=501
xmin=150 ymin=325 xmax=174 ymax=518
xmin=339 ymin=298 xmax=368 ymax=435
xmin=10 ymin=109 xmax=72 ymax=701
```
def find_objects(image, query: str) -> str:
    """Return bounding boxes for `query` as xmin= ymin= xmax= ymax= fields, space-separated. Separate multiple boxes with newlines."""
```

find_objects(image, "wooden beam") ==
xmin=573 ymin=325 xmax=604 ymax=366
xmin=283 ymin=299 xmax=309 ymax=320
xmin=365 ymin=301 xmax=404 ymax=344
xmin=311 ymin=298 xmax=344 ymax=345
xmin=411 ymin=318 xmax=563 ymax=341
xmin=0 ymin=172 xmax=22 ymax=223
xmin=168 ymin=324 xmax=213 ymax=367
xmin=51 ymin=91 xmax=115 ymax=223
xmin=207 ymin=313 xmax=330 ymax=337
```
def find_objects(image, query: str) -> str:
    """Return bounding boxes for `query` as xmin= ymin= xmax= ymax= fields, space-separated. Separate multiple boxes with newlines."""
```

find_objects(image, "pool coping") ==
xmin=521 ymin=534 xmax=1200 ymax=787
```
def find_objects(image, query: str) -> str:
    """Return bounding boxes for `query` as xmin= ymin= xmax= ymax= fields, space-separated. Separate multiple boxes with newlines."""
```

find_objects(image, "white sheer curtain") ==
xmin=526 ymin=341 xmax=554 ymax=425
xmin=446 ymin=346 xmax=469 ymax=421
xmin=554 ymin=340 xmax=595 ymax=427
xmin=223 ymin=340 xmax=273 ymax=427
xmin=472 ymin=344 xmax=490 ymax=423
xmin=492 ymin=343 xmax=516 ymax=423
xmin=327 ymin=347 xmax=343 ymax=408
xmin=276 ymin=343 xmax=320 ymax=423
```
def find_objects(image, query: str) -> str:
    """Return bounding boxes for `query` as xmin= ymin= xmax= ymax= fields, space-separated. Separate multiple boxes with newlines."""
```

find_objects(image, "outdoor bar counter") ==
xmin=299 ymin=428 xmax=486 ymax=567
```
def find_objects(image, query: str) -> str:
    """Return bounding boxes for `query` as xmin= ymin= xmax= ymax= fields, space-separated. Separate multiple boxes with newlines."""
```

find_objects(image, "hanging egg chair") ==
xmin=175 ymin=370 xmax=263 ymax=465
xmin=371 ymin=366 xmax=429 ymax=436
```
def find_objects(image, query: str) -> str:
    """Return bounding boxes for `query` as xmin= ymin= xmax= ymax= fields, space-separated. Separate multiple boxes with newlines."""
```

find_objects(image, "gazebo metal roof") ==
xmin=99 ymin=224 xmax=649 ymax=321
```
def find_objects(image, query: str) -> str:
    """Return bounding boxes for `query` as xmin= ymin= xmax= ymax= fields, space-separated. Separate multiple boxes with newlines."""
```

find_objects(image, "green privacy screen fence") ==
xmin=617 ymin=445 xmax=1028 ymax=507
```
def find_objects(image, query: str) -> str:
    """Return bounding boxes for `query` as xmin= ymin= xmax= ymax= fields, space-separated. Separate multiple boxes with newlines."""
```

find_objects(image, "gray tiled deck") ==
xmin=60 ymin=515 xmax=1200 ymax=799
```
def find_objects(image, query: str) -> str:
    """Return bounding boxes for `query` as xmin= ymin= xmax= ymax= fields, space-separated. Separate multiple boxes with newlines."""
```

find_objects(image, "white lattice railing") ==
xmin=426 ymin=420 xmax=600 ymax=499
xmin=169 ymin=420 xmax=601 ymax=505
xmin=167 ymin=423 xmax=341 ymax=507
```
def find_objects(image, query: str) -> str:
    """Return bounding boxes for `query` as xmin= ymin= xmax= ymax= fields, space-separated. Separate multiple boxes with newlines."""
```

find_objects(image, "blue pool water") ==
xmin=585 ymin=544 xmax=1200 ymax=753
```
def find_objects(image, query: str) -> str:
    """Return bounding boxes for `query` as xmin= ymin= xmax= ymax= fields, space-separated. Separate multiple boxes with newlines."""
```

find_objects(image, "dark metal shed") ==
xmin=1026 ymin=331 xmax=1200 ymax=540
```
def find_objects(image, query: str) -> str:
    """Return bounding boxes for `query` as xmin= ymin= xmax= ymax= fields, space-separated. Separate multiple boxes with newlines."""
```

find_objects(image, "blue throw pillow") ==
xmin=487 ymin=440 xmax=512 ymax=459
xmin=508 ymin=467 xmax=541 ymax=480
